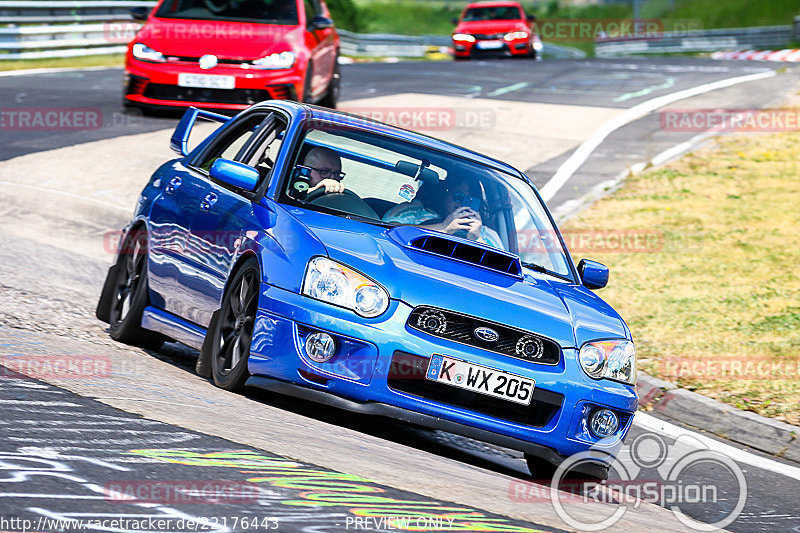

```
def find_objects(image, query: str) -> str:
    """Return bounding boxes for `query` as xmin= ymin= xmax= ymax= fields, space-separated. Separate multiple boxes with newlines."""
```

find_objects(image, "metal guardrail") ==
xmin=337 ymin=29 xmax=585 ymax=59
xmin=0 ymin=0 xmax=585 ymax=60
xmin=595 ymin=21 xmax=800 ymax=56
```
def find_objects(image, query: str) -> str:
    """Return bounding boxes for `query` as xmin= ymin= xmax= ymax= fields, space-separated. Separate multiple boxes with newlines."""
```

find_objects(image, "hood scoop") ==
xmin=388 ymin=226 xmax=522 ymax=278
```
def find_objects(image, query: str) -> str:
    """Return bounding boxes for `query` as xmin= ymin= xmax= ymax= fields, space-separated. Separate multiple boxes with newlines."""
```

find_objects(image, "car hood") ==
xmin=137 ymin=18 xmax=303 ymax=59
xmin=456 ymin=19 xmax=528 ymax=35
xmin=293 ymin=210 xmax=629 ymax=348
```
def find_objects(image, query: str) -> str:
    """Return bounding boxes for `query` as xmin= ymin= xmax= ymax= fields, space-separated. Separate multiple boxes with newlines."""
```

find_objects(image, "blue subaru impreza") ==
xmin=97 ymin=101 xmax=637 ymax=478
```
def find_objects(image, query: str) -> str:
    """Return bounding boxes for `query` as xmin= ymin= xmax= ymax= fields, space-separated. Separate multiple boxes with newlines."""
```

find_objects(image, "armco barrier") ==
xmin=0 ymin=0 xmax=585 ymax=60
xmin=595 ymin=21 xmax=800 ymax=56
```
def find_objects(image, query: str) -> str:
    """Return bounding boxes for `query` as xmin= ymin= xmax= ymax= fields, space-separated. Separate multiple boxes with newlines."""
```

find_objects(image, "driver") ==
xmin=304 ymin=147 xmax=345 ymax=195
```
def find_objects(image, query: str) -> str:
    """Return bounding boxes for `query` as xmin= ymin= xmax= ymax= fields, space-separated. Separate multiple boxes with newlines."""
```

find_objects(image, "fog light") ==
xmin=589 ymin=408 xmax=619 ymax=438
xmin=305 ymin=332 xmax=336 ymax=363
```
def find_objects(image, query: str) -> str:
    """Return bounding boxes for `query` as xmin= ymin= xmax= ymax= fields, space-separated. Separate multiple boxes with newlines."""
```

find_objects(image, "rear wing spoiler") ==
xmin=170 ymin=107 xmax=231 ymax=156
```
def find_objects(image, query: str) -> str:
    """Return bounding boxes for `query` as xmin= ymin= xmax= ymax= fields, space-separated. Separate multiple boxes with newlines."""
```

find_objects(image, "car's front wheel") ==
xmin=210 ymin=257 xmax=260 ymax=391
xmin=108 ymin=229 xmax=164 ymax=349
xmin=318 ymin=60 xmax=341 ymax=109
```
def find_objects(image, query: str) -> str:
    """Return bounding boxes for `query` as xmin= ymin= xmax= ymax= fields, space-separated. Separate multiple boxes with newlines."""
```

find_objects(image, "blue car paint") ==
xmin=123 ymin=101 xmax=637 ymax=463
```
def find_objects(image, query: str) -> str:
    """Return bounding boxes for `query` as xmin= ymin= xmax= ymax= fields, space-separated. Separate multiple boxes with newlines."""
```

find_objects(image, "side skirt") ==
xmin=141 ymin=306 xmax=206 ymax=351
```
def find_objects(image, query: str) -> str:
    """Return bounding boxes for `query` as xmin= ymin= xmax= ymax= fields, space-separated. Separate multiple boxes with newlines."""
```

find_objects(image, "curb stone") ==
xmin=637 ymin=372 xmax=800 ymax=463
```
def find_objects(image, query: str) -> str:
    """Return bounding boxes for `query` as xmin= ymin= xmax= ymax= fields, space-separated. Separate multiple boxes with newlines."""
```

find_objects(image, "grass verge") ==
xmin=563 ymin=130 xmax=800 ymax=425
xmin=0 ymin=54 xmax=124 ymax=72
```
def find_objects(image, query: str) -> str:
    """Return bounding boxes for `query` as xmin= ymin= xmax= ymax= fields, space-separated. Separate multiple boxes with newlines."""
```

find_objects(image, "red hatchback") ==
xmin=452 ymin=1 xmax=541 ymax=60
xmin=124 ymin=0 xmax=340 ymax=112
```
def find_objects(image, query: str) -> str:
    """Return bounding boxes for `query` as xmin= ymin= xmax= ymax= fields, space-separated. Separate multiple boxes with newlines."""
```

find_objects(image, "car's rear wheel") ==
xmin=210 ymin=257 xmax=259 ymax=391
xmin=108 ymin=229 xmax=164 ymax=349
xmin=301 ymin=63 xmax=314 ymax=103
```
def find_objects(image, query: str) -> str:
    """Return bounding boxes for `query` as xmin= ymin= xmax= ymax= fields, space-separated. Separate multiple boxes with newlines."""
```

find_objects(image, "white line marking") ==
xmin=0 ymin=180 xmax=130 ymax=212
xmin=0 ymin=66 xmax=117 ymax=78
xmin=649 ymin=132 xmax=713 ymax=167
xmin=487 ymin=82 xmax=530 ymax=97
xmin=634 ymin=411 xmax=800 ymax=482
xmin=538 ymin=70 xmax=776 ymax=202
xmin=0 ymin=400 xmax=80 ymax=406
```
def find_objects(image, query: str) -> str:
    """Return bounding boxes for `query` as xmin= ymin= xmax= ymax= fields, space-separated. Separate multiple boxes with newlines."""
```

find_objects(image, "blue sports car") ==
xmin=97 ymin=101 xmax=637 ymax=478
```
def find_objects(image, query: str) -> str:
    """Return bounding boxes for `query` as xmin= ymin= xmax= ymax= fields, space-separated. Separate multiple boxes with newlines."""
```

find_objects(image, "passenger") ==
xmin=383 ymin=176 xmax=503 ymax=249
xmin=304 ymin=147 xmax=346 ymax=195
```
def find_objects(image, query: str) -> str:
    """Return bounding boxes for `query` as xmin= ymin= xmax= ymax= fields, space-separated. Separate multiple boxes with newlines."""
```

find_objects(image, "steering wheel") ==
xmin=304 ymin=187 xmax=331 ymax=203
xmin=306 ymin=189 xmax=380 ymax=220
xmin=204 ymin=0 xmax=231 ymax=14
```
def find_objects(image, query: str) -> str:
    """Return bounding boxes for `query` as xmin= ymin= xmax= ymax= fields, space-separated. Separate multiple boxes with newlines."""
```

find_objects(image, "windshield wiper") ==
xmin=521 ymin=262 xmax=572 ymax=281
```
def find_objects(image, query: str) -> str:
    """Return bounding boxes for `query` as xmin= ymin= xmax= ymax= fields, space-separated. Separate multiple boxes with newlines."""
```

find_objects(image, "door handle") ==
xmin=165 ymin=176 xmax=182 ymax=194
xmin=200 ymin=193 xmax=217 ymax=211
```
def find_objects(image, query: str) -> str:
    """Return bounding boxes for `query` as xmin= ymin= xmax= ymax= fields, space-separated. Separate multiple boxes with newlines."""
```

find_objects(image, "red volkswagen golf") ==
xmin=124 ymin=0 xmax=340 ymax=112
xmin=451 ymin=0 xmax=541 ymax=60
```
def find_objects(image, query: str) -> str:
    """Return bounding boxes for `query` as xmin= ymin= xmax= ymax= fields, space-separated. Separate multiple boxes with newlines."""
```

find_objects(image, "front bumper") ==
xmin=453 ymin=39 xmax=533 ymax=58
xmin=249 ymin=283 xmax=637 ymax=463
xmin=124 ymin=59 xmax=303 ymax=110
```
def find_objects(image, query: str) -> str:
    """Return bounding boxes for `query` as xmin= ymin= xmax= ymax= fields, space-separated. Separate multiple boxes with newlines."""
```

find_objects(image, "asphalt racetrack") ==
xmin=1 ymin=56 xmax=799 ymax=532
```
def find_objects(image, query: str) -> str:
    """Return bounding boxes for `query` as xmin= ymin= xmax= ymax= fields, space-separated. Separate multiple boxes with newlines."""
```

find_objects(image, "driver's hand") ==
xmin=309 ymin=178 xmax=345 ymax=195
xmin=466 ymin=218 xmax=483 ymax=240
xmin=443 ymin=206 xmax=475 ymax=226
xmin=443 ymin=217 xmax=475 ymax=235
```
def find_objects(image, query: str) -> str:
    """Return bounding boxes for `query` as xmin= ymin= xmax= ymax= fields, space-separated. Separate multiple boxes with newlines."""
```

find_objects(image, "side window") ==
xmin=303 ymin=0 xmax=318 ymax=21
xmin=194 ymin=114 xmax=265 ymax=172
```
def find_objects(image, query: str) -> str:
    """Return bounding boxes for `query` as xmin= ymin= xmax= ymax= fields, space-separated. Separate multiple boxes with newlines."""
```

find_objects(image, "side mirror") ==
xmin=210 ymin=159 xmax=259 ymax=192
xmin=451 ymin=17 xmax=459 ymax=25
xmin=577 ymin=259 xmax=609 ymax=289
xmin=310 ymin=15 xmax=334 ymax=30
xmin=527 ymin=14 xmax=537 ymax=22
xmin=130 ymin=6 xmax=151 ymax=20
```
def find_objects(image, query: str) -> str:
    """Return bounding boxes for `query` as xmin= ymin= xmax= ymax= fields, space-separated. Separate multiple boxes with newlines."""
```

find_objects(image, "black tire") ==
xmin=525 ymin=453 xmax=559 ymax=480
xmin=108 ymin=229 xmax=164 ymax=350
xmin=301 ymin=63 xmax=314 ymax=103
xmin=318 ymin=60 xmax=340 ymax=109
xmin=209 ymin=257 xmax=260 ymax=391
xmin=526 ymin=453 xmax=609 ymax=483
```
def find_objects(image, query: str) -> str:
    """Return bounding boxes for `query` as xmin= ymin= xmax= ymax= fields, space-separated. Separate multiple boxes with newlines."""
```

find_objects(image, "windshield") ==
xmin=155 ymin=0 xmax=298 ymax=24
xmin=281 ymin=125 xmax=574 ymax=279
xmin=462 ymin=6 xmax=522 ymax=22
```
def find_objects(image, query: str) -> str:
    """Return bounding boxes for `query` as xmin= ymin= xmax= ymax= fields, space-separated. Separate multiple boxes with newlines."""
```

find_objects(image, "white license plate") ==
xmin=426 ymin=354 xmax=534 ymax=405
xmin=177 ymin=73 xmax=235 ymax=89
xmin=476 ymin=40 xmax=503 ymax=50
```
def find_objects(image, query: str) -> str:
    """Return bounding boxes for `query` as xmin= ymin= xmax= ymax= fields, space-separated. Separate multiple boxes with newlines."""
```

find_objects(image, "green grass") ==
xmin=664 ymin=0 xmax=800 ymax=29
xmin=0 ymin=54 xmax=124 ymax=72
xmin=563 ymin=131 xmax=800 ymax=425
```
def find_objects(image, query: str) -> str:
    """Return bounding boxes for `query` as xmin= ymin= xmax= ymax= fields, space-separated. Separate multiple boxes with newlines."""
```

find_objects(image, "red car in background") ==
xmin=124 ymin=0 xmax=340 ymax=112
xmin=451 ymin=1 xmax=541 ymax=60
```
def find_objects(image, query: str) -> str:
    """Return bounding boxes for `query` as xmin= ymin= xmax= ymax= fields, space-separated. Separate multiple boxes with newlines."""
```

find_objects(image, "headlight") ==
xmin=579 ymin=340 xmax=636 ymax=385
xmin=252 ymin=51 xmax=295 ymax=70
xmin=302 ymin=257 xmax=389 ymax=318
xmin=532 ymin=40 xmax=543 ymax=51
xmin=503 ymin=31 xmax=529 ymax=41
xmin=452 ymin=33 xmax=476 ymax=42
xmin=132 ymin=43 xmax=165 ymax=63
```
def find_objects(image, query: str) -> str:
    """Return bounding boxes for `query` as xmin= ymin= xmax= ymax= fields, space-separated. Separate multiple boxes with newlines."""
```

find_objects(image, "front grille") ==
xmin=473 ymin=32 xmax=504 ymax=39
xmin=407 ymin=306 xmax=560 ymax=365
xmin=470 ymin=45 xmax=511 ymax=58
xmin=387 ymin=351 xmax=563 ymax=428
xmin=143 ymin=84 xmax=271 ymax=105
